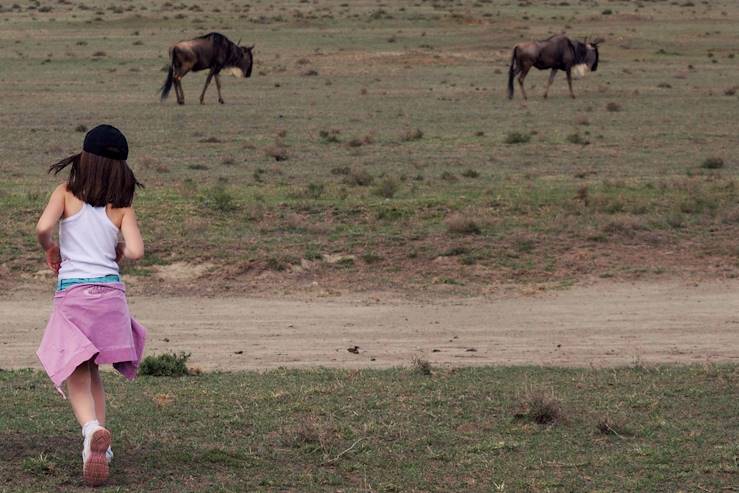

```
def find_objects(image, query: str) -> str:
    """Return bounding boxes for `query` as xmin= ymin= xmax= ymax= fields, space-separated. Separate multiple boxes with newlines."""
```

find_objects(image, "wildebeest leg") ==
xmin=174 ymin=78 xmax=184 ymax=105
xmin=199 ymin=71 xmax=214 ymax=104
xmin=214 ymin=74 xmax=224 ymax=104
xmin=543 ymin=69 xmax=557 ymax=99
xmin=517 ymin=65 xmax=531 ymax=101
xmin=566 ymin=69 xmax=576 ymax=99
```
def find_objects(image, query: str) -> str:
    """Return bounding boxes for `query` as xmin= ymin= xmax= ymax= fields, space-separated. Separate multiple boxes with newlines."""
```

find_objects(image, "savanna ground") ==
xmin=1 ymin=0 xmax=738 ymax=491
xmin=0 ymin=0 xmax=737 ymax=295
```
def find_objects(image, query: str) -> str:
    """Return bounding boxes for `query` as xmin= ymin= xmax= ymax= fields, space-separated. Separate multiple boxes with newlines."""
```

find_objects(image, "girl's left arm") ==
xmin=36 ymin=184 xmax=66 ymax=273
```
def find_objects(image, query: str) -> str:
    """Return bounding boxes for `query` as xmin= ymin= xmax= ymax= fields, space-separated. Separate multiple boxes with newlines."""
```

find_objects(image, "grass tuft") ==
xmin=515 ymin=393 xmax=562 ymax=425
xmin=701 ymin=157 xmax=724 ymax=169
xmin=139 ymin=352 xmax=192 ymax=377
xmin=445 ymin=214 xmax=481 ymax=235
xmin=411 ymin=357 xmax=432 ymax=375
xmin=400 ymin=128 xmax=424 ymax=142
xmin=372 ymin=177 xmax=400 ymax=198
xmin=504 ymin=131 xmax=531 ymax=144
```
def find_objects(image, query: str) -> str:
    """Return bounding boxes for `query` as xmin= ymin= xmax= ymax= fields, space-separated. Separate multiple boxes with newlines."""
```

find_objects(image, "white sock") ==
xmin=82 ymin=419 xmax=100 ymax=437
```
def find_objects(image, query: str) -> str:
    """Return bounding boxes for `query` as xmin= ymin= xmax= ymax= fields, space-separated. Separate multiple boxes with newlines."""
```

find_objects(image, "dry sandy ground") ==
xmin=1 ymin=280 xmax=738 ymax=372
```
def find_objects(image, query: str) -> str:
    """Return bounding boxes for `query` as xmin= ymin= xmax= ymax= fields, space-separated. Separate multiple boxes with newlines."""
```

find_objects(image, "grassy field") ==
xmin=1 ymin=364 xmax=736 ymax=492
xmin=0 ymin=0 xmax=737 ymax=294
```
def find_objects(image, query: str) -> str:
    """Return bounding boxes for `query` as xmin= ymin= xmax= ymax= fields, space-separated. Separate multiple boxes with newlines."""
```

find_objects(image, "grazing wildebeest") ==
xmin=507 ymin=34 xmax=602 ymax=100
xmin=160 ymin=32 xmax=254 ymax=105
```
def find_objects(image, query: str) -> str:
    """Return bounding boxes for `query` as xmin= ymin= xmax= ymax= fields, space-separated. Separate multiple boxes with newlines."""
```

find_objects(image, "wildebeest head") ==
xmin=223 ymin=44 xmax=254 ymax=79
xmin=583 ymin=37 xmax=603 ymax=72
xmin=239 ymin=45 xmax=254 ymax=78
xmin=571 ymin=37 xmax=602 ymax=78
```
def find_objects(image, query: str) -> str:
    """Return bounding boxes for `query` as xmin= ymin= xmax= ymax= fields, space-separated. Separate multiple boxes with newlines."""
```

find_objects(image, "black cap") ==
xmin=83 ymin=124 xmax=128 ymax=161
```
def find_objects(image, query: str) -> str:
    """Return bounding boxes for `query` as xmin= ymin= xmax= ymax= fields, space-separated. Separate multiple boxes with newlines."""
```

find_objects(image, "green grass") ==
xmin=0 ymin=0 xmax=737 ymax=292
xmin=1 ymin=365 xmax=736 ymax=492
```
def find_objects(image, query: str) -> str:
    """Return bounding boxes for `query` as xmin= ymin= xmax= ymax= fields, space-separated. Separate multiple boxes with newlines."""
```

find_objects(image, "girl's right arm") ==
xmin=36 ymin=184 xmax=66 ymax=273
xmin=120 ymin=207 xmax=144 ymax=260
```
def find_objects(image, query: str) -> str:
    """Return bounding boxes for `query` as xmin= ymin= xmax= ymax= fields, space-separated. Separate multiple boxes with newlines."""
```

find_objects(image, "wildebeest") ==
xmin=507 ymin=34 xmax=602 ymax=100
xmin=160 ymin=32 xmax=254 ymax=105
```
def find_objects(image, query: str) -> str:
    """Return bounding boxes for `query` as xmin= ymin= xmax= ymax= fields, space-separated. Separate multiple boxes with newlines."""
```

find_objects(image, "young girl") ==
xmin=35 ymin=124 xmax=148 ymax=487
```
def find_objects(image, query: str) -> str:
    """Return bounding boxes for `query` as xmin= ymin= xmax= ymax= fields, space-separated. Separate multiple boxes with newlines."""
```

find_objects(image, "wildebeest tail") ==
xmin=160 ymin=60 xmax=174 ymax=101
xmin=507 ymin=47 xmax=517 ymax=99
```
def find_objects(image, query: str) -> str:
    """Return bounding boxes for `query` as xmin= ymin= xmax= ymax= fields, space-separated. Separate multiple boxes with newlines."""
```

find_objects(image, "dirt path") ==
xmin=2 ymin=280 xmax=738 ymax=371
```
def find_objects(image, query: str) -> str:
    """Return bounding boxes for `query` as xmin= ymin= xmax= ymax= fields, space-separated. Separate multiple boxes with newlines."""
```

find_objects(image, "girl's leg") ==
xmin=89 ymin=363 xmax=106 ymax=426
xmin=66 ymin=361 xmax=97 ymax=426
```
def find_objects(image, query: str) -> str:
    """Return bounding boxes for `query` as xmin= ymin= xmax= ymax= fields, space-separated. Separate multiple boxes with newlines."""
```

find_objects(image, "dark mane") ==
xmin=570 ymin=40 xmax=587 ymax=65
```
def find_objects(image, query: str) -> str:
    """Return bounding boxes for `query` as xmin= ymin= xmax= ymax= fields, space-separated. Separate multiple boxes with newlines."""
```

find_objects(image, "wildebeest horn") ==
xmin=237 ymin=38 xmax=242 ymax=45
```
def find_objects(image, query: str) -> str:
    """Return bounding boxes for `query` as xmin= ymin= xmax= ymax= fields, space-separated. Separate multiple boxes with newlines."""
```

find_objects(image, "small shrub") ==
xmin=461 ymin=169 xmax=480 ymax=178
xmin=330 ymin=166 xmax=350 ymax=175
xmin=343 ymin=168 xmax=373 ymax=186
xmin=139 ymin=352 xmax=191 ymax=377
xmin=606 ymin=102 xmax=622 ymax=112
xmin=319 ymin=129 xmax=341 ymax=143
xmin=265 ymin=145 xmax=288 ymax=161
xmin=597 ymin=417 xmax=633 ymax=437
xmin=373 ymin=177 xmax=400 ymax=198
xmin=75 ymin=124 xmax=87 ymax=133
xmin=188 ymin=164 xmax=209 ymax=170
xmin=505 ymin=131 xmax=531 ymax=144
xmin=440 ymin=171 xmax=458 ymax=183
xmin=361 ymin=252 xmax=383 ymax=264
xmin=92 ymin=50 xmax=106 ymax=57
xmin=601 ymin=8 xmax=612 ymax=15
xmin=266 ymin=257 xmax=288 ymax=271
xmin=445 ymin=214 xmax=481 ymax=235
xmin=724 ymin=86 xmax=737 ymax=96
xmin=305 ymin=182 xmax=324 ymax=199
xmin=514 ymin=393 xmax=562 ymax=425
xmin=400 ymin=128 xmax=424 ymax=142
xmin=702 ymin=157 xmax=724 ymax=169
xmin=566 ymin=133 xmax=590 ymax=145
xmin=411 ymin=357 xmax=432 ymax=376
xmin=204 ymin=186 xmax=237 ymax=212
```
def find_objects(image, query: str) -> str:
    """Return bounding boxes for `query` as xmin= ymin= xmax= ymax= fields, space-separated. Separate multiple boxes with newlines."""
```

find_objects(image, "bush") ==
xmin=343 ymin=168 xmax=373 ymax=186
xmin=265 ymin=145 xmax=288 ymax=161
xmin=400 ymin=128 xmax=423 ymax=142
xmin=445 ymin=214 xmax=481 ymax=235
xmin=566 ymin=133 xmax=590 ymax=145
xmin=372 ymin=177 xmax=399 ymax=198
xmin=139 ymin=352 xmax=191 ymax=377
xmin=505 ymin=131 xmax=531 ymax=144
xmin=319 ymin=129 xmax=341 ymax=143
xmin=702 ymin=157 xmax=724 ymax=169
xmin=305 ymin=182 xmax=324 ymax=199
xmin=606 ymin=102 xmax=622 ymax=112
xmin=204 ymin=186 xmax=237 ymax=212
xmin=514 ymin=393 xmax=562 ymax=425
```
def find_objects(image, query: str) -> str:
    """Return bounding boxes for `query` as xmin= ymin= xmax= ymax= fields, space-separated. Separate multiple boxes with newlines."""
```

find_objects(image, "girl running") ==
xmin=35 ymin=124 xmax=147 ymax=486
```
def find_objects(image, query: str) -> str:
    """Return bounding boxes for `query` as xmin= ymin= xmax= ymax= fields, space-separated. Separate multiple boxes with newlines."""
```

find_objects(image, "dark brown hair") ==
xmin=49 ymin=151 xmax=143 ymax=208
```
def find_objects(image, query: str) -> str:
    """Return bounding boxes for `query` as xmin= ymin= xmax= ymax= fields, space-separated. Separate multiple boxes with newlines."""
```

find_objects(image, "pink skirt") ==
xmin=37 ymin=283 xmax=147 ymax=388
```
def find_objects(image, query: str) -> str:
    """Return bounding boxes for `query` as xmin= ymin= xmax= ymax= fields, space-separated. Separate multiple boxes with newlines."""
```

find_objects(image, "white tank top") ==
xmin=58 ymin=203 xmax=120 ymax=280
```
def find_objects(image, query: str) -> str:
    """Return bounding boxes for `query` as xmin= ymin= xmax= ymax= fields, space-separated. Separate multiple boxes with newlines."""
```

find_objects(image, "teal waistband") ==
xmin=57 ymin=274 xmax=121 ymax=291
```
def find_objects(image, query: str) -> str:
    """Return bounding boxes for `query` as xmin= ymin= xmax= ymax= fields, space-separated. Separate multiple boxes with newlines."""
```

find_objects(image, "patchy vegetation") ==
xmin=0 ymin=0 xmax=737 ymax=295
xmin=1 ymin=365 xmax=735 ymax=491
